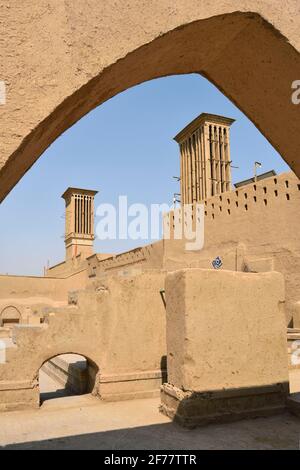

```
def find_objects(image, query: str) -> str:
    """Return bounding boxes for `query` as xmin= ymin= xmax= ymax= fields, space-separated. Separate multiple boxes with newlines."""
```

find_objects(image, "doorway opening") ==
xmin=0 ymin=306 xmax=21 ymax=327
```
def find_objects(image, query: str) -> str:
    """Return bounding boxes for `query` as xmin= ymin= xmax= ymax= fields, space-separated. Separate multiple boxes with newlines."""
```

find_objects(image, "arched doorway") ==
xmin=39 ymin=354 xmax=99 ymax=405
xmin=0 ymin=11 xmax=299 ymax=202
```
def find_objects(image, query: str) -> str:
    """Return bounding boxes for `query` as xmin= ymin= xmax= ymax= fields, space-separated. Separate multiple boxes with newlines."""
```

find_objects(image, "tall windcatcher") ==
xmin=174 ymin=113 xmax=235 ymax=203
xmin=62 ymin=187 xmax=98 ymax=261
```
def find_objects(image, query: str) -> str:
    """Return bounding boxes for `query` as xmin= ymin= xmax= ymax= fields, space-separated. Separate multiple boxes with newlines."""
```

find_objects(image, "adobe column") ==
xmin=160 ymin=269 xmax=289 ymax=427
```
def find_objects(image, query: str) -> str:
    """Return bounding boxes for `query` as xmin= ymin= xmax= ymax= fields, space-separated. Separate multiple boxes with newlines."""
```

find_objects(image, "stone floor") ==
xmin=39 ymin=368 xmax=74 ymax=402
xmin=1 ymin=397 xmax=300 ymax=448
xmin=0 ymin=370 xmax=299 ymax=450
xmin=0 ymin=396 xmax=299 ymax=450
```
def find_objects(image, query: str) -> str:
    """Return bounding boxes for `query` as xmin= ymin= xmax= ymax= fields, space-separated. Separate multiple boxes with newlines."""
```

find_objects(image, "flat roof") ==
xmin=174 ymin=113 xmax=235 ymax=143
xmin=234 ymin=170 xmax=277 ymax=188
xmin=61 ymin=187 xmax=98 ymax=199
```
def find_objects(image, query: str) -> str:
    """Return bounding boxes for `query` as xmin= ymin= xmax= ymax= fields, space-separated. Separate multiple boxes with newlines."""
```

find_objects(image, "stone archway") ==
xmin=0 ymin=4 xmax=299 ymax=201
xmin=39 ymin=353 xmax=99 ymax=404
xmin=0 ymin=306 xmax=21 ymax=327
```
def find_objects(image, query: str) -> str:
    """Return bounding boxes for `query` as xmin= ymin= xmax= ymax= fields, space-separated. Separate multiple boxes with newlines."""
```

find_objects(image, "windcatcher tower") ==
xmin=62 ymin=188 xmax=98 ymax=261
xmin=174 ymin=113 xmax=235 ymax=203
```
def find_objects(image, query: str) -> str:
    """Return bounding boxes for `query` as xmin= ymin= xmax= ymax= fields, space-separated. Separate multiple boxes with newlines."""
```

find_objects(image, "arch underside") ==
xmin=0 ymin=11 xmax=299 ymax=201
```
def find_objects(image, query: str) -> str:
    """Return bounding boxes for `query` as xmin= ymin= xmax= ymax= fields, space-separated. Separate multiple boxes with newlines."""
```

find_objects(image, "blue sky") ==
xmin=0 ymin=74 xmax=289 ymax=276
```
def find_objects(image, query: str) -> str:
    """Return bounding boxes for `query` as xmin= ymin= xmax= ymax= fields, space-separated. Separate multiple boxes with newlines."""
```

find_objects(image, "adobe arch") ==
xmin=0 ymin=5 xmax=299 ymax=201
xmin=0 ymin=306 xmax=21 ymax=327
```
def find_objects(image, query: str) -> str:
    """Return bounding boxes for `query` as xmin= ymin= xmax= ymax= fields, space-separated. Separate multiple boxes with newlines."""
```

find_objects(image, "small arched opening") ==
xmin=0 ymin=306 xmax=21 ymax=327
xmin=38 ymin=353 xmax=99 ymax=405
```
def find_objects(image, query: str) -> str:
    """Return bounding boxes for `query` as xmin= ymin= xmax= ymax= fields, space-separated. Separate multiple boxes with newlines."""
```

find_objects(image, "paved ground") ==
xmin=0 ymin=396 xmax=299 ymax=450
xmin=0 ymin=370 xmax=299 ymax=450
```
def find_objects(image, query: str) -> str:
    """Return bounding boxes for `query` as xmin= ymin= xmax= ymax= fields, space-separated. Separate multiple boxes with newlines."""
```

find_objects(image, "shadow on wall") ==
xmin=39 ymin=354 xmax=99 ymax=404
